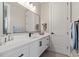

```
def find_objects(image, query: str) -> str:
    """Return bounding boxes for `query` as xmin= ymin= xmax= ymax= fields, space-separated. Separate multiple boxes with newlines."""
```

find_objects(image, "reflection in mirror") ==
xmin=3 ymin=3 xmax=8 ymax=34
xmin=12 ymin=2 xmax=40 ymax=33
xmin=11 ymin=3 xmax=27 ymax=33
xmin=26 ymin=11 xmax=40 ymax=33
xmin=3 ymin=3 xmax=10 ymax=34
xmin=3 ymin=2 xmax=40 ymax=34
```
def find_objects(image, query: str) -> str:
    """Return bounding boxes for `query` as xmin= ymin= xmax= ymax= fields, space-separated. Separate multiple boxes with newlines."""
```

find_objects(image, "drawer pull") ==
xmin=19 ymin=54 xmax=24 ymax=57
xmin=39 ymin=41 xmax=42 ymax=47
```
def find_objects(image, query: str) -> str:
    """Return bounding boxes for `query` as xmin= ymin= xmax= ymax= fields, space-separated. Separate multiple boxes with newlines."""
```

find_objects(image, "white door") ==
xmin=51 ymin=2 xmax=69 ymax=55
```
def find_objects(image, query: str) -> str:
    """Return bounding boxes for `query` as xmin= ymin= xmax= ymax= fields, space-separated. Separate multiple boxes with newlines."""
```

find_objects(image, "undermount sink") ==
xmin=1 ymin=33 xmax=40 ymax=47
xmin=29 ymin=35 xmax=40 ymax=39
xmin=29 ymin=36 xmax=38 ymax=39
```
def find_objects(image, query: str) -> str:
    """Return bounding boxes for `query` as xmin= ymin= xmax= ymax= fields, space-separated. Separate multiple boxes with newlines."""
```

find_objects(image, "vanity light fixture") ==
xmin=18 ymin=2 xmax=36 ymax=13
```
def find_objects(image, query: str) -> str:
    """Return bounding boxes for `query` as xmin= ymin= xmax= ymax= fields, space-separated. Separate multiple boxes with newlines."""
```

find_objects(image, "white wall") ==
xmin=0 ymin=2 xmax=3 ymax=36
xmin=40 ymin=3 xmax=49 ymax=32
xmin=72 ymin=2 xmax=79 ymax=21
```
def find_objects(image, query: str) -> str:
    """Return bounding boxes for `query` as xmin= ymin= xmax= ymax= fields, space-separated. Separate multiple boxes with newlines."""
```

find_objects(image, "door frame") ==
xmin=48 ymin=2 xmax=71 ymax=56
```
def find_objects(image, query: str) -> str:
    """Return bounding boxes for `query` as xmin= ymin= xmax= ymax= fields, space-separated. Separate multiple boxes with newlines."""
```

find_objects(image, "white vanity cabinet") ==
xmin=39 ymin=36 xmax=50 ymax=56
xmin=18 ymin=45 xmax=30 ymax=57
xmin=0 ymin=35 xmax=50 ymax=57
xmin=43 ymin=36 xmax=50 ymax=49
xmin=29 ymin=40 xmax=39 ymax=57
xmin=29 ymin=36 xmax=50 ymax=57
xmin=0 ymin=45 xmax=30 ymax=57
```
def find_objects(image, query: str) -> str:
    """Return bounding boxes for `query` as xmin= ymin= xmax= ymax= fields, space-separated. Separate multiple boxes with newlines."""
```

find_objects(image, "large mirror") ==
xmin=3 ymin=2 xmax=40 ymax=34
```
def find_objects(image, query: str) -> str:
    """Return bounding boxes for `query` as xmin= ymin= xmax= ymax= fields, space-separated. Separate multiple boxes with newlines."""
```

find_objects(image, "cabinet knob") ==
xmin=5 ymin=38 xmax=7 ymax=43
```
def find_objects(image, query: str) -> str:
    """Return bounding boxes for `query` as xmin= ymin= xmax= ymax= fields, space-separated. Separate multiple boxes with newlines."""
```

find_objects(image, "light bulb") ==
xmin=33 ymin=6 xmax=36 ymax=10
xmin=26 ymin=2 xmax=30 ymax=5
xmin=30 ymin=3 xmax=33 ymax=8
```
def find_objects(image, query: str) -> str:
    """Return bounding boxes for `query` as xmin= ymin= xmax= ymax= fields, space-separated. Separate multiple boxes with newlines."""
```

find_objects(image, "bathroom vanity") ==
xmin=0 ymin=2 xmax=50 ymax=57
xmin=0 ymin=33 xmax=50 ymax=57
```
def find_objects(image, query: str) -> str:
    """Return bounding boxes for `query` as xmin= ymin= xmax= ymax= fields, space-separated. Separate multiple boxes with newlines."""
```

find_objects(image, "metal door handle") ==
xmin=51 ymin=32 xmax=54 ymax=34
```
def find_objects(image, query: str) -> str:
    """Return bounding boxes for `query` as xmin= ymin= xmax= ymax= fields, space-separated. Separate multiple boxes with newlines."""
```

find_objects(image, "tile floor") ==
xmin=40 ymin=50 xmax=68 ymax=57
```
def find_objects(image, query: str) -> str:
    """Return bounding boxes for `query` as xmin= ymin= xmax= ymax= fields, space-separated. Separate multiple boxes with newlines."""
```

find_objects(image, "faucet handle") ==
xmin=5 ymin=37 xmax=7 ymax=43
xmin=29 ymin=33 xmax=31 ymax=37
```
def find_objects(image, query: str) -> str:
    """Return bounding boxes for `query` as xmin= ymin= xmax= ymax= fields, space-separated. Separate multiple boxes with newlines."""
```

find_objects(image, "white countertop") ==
xmin=0 ymin=33 xmax=50 ymax=54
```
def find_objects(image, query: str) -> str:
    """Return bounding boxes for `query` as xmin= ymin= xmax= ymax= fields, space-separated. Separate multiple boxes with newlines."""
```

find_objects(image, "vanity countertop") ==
xmin=0 ymin=33 xmax=50 ymax=54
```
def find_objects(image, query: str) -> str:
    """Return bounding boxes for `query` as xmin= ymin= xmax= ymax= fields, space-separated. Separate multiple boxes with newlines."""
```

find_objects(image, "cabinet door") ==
xmin=1 ymin=49 xmax=20 ymax=57
xmin=1 ymin=45 xmax=29 ymax=57
xmin=42 ymin=37 xmax=49 ymax=50
xmin=38 ymin=39 xmax=43 ymax=56
xmin=20 ymin=45 xmax=29 ymax=57
xmin=41 ymin=36 xmax=49 ymax=53
xmin=44 ymin=36 xmax=50 ymax=48
xmin=39 ymin=36 xmax=50 ymax=56
xmin=29 ymin=40 xmax=39 ymax=57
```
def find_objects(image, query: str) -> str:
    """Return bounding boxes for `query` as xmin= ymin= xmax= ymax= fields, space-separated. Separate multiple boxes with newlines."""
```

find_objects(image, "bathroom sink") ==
xmin=29 ymin=35 xmax=40 ymax=39
xmin=29 ymin=36 xmax=38 ymax=39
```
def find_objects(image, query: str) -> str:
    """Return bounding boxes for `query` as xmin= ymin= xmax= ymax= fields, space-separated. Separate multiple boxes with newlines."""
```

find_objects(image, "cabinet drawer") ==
xmin=44 ymin=36 xmax=50 ymax=46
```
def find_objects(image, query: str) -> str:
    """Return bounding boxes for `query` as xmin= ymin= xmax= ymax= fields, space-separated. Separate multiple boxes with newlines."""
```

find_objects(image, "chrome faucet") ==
xmin=29 ymin=32 xmax=34 ymax=37
xmin=29 ymin=33 xmax=32 ymax=37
